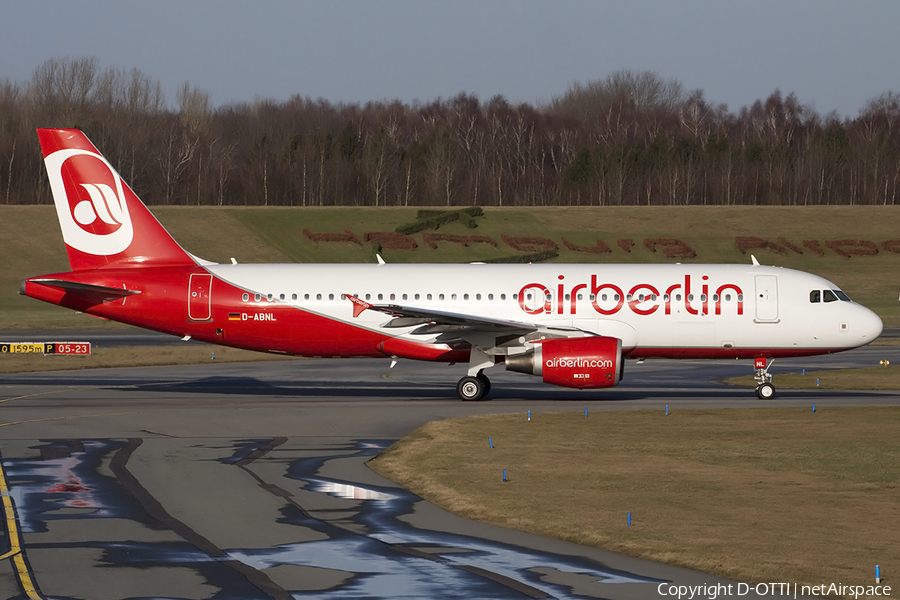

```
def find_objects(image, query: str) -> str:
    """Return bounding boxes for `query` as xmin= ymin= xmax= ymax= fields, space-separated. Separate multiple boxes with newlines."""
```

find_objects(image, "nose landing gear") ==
xmin=754 ymin=357 xmax=776 ymax=399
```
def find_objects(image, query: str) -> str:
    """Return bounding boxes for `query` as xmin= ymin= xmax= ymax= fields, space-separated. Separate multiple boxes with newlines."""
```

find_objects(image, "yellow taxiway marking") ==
xmin=0 ymin=456 xmax=47 ymax=599
xmin=0 ymin=412 xmax=135 ymax=429
xmin=0 ymin=380 xmax=189 ymax=406
xmin=0 ymin=385 xmax=100 ymax=405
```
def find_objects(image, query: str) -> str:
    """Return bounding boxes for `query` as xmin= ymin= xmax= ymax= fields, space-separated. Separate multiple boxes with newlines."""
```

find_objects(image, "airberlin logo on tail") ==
xmin=44 ymin=148 xmax=133 ymax=256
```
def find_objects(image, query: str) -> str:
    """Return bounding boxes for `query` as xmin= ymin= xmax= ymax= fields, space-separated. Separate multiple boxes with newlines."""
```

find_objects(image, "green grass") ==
xmin=4 ymin=205 xmax=900 ymax=328
xmin=369 ymin=407 xmax=900 ymax=587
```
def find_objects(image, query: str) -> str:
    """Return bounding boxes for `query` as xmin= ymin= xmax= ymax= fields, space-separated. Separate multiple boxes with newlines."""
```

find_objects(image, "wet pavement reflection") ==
xmin=1 ymin=438 xmax=663 ymax=599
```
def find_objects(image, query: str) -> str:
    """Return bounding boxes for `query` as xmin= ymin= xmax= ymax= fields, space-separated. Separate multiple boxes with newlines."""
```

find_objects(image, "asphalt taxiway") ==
xmin=0 ymin=345 xmax=897 ymax=599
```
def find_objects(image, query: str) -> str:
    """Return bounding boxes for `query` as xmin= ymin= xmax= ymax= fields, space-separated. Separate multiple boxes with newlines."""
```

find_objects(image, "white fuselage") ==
xmin=209 ymin=262 xmax=882 ymax=358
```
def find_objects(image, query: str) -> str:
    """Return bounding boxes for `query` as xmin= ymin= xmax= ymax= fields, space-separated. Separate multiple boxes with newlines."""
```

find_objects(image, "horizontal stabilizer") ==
xmin=25 ymin=279 xmax=141 ymax=298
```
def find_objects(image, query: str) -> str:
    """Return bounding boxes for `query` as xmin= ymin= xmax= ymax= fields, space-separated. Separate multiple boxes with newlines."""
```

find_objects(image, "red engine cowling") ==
xmin=505 ymin=336 xmax=623 ymax=389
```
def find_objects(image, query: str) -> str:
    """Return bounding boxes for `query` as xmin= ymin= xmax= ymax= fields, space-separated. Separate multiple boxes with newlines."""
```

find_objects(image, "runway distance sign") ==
xmin=0 ymin=342 xmax=91 ymax=355
xmin=46 ymin=342 xmax=91 ymax=355
xmin=0 ymin=343 xmax=45 ymax=353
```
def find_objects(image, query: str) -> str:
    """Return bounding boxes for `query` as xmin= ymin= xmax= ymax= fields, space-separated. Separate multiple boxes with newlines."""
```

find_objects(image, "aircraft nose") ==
xmin=857 ymin=304 xmax=883 ymax=343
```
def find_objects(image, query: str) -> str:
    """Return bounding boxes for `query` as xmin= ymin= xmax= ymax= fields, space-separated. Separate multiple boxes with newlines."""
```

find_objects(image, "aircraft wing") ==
xmin=374 ymin=304 xmax=538 ymax=335
xmin=346 ymin=294 xmax=583 ymax=341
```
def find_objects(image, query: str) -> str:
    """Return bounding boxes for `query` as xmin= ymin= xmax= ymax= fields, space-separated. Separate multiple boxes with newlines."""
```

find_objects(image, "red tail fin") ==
xmin=37 ymin=128 xmax=196 ymax=270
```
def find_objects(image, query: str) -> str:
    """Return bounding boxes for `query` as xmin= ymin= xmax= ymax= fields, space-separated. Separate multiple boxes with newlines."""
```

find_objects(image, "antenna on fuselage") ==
xmin=751 ymin=255 xmax=760 ymax=266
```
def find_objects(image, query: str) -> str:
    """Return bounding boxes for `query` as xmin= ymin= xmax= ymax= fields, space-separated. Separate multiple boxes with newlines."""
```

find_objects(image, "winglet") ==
xmin=376 ymin=254 xmax=386 ymax=265
xmin=347 ymin=294 xmax=372 ymax=318
xmin=751 ymin=254 xmax=760 ymax=266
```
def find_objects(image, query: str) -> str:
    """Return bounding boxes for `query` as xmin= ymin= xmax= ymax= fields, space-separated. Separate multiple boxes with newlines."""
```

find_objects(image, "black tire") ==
xmin=476 ymin=373 xmax=491 ymax=397
xmin=756 ymin=382 xmax=776 ymax=400
xmin=457 ymin=376 xmax=485 ymax=401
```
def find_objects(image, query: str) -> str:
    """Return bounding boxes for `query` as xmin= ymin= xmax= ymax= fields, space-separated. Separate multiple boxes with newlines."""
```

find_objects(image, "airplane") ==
xmin=21 ymin=129 xmax=884 ymax=401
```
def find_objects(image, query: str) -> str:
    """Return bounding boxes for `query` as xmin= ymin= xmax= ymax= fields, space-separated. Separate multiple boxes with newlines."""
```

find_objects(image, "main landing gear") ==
xmin=457 ymin=372 xmax=491 ymax=401
xmin=457 ymin=344 xmax=496 ymax=401
xmin=753 ymin=357 xmax=776 ymax=399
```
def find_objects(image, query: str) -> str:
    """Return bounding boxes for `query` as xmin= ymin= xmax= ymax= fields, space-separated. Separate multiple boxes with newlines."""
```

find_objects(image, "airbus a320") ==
xmin=21 ymin=129 xmax=883 ymax=400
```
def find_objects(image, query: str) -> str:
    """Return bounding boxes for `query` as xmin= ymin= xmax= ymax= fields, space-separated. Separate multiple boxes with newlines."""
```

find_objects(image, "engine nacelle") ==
xmin=505 ymin=336 xmax=623 ymax=389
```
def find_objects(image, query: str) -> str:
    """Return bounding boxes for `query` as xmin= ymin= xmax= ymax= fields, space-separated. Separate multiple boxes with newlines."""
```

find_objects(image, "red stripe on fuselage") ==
xmin=24 ymin=267 xmax=391 ymax=358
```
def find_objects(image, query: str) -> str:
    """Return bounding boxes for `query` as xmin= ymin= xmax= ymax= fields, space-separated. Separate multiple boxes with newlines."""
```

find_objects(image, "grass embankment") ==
xmin=0 ymin=345 xmax=291 ymax=374
xmin=370 ymin=407 xmax=900 ymax=587
xmin=4 ymin=205 xmax=900 ymax=328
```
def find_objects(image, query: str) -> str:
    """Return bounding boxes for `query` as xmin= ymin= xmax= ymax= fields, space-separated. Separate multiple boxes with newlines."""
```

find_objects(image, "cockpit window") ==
xmin=834 ymin=290 xmax=851 ymax=302
xmin=823 ymin=290 xmax=838 ymax=303
xmin=809 ymin=290 xmax=821 ymax=303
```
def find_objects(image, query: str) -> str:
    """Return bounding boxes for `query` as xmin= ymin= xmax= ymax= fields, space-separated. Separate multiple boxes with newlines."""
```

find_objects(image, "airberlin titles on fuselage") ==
xmin=518 ymin=273 xmax=744 ymax=317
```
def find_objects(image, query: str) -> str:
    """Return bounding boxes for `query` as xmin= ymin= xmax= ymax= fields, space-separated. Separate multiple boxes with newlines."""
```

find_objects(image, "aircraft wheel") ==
xmin=477 ymin=373 xmax=492 ymax=397
xmin=457 ymin=376 xmax=486 ymax=401
xmin=756 ymin=382 xmax=776 ymax=400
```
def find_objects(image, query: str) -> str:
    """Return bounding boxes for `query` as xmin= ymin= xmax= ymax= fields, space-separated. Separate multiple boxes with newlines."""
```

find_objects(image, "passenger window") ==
xmin=451 ymin=293 xmax=457 ymax=300
xmin=329 ymin=293 xmax=334 ymax=300
xmin=255 ymin=294 xmax=261 ymax=302
xmin=737 ymin=294 xmax=743 ymax=302
xmin=823 ymin=290 xmax=838 ymax=303
xmin=390 ymin=293 xmax=395 ymax=301
xmin=242 ymin=293 xmax=249 ymax=301
xmin=316 ymin=293 xmax=322 ymax=300
xmin=415 ymin=293 xmax=420 ymax=300
xmin=463 ymin=293 xmax=469 ymax=300
xmin=488 ymin=293 xmax=494 ymax=300
xmin=304 ymin=293 xmax=310 ymax=300
xmin=291 ymin=293 xmax=297 ymax=301
xmin=810 ymin=290 xmax=821 ymax=303
xmin=402 ymin=293 xmax=408 ymax=300
xmin=476 ymin=294 xmax=481 ymax=300
xmin=427 ymin=293 xmax=433 ymax=300
xmin=725 ymin=294 xmax=731 ymax=301
xmin=279 ymin=293 xmax=285 ymax=301
xmin=267 ymin=294 xmax=273 ymax=301
xmin=378 ymin=293 xmax=383 ymax=301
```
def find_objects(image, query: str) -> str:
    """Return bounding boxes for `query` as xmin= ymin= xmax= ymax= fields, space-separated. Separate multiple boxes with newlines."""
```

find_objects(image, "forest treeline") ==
xmin=2 ymin=57 xmax=899 ymax=207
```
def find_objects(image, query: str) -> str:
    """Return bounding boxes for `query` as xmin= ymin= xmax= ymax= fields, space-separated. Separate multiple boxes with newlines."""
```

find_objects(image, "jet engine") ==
xmin=505 ymin=336 xmax=623 ymax=389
